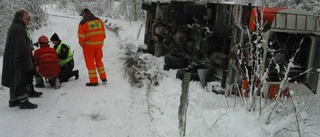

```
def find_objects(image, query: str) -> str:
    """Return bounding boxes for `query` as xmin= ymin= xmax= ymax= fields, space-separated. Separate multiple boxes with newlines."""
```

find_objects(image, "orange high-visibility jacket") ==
xmin=78 ymin=14 xmax=106 ymax=47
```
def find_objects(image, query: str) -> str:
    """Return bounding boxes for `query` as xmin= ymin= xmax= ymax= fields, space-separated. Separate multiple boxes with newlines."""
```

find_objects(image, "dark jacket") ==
xmin=1 ymin=18 xmax=33 ymax=88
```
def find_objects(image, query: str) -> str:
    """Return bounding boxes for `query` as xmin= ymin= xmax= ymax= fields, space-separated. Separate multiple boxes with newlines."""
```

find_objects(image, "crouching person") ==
xmin=50 ymin=33 xmax=79 ymax=82
xmin=34 ymin=35 xmax=61 ymax=88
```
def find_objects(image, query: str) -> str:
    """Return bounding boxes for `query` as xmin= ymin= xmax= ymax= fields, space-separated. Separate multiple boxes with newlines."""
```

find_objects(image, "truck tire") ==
xmin=164 ymin=53 xmax=189 ymax=69
xmin=184 ymin=4 xmax=207 ymax=16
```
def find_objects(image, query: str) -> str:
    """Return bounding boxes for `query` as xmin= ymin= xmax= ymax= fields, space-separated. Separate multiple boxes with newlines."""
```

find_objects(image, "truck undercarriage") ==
xmin=142 ymin=1 xmax=320 ymax=97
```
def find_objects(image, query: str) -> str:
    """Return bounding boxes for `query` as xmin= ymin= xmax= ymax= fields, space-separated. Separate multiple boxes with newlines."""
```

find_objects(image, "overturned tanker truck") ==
xmin=142 ymin=1 xmax=320 ymax=98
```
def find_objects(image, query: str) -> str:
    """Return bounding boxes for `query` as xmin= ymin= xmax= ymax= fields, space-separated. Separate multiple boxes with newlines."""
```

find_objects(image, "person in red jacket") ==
xmin=78 ymin=8 xmax=107 ymax=86
xmin=34 ymin=35 xmax=61 ymax=88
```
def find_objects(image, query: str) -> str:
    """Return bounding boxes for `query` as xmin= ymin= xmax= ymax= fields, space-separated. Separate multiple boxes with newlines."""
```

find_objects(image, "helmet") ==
xmin=38 ymin=35 xmax=49 ymax=44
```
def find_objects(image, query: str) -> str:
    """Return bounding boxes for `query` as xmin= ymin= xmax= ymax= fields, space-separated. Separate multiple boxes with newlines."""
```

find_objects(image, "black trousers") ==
xmin=10 ymin=71 xmax=28 ymax=103
xmin=26 ymin=54 xmax=42 ymax=84
xmin=60 ymin=59 xmax=75 ymax=81
xmin=26 ymin=68 xmax=36 ymax=85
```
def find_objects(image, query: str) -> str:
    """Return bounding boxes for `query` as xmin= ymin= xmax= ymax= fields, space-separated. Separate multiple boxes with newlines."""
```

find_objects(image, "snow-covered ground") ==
xmin=1 ymin=5 xmax=320 ymax=137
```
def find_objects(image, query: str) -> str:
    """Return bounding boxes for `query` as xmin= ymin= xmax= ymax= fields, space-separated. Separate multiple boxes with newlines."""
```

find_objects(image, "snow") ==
xmin=1 ymin=5 xmax=320 ymax=137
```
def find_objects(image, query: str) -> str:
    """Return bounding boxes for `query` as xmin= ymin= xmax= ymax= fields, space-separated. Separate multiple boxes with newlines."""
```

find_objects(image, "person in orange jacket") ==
xmin=78 ymin=8 xmax=107 ymax=86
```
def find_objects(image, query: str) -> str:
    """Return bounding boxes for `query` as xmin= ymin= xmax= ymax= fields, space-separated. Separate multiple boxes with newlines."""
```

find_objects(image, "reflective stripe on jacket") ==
xmin=25 ymin=28 xmax=31 ymax=42
xmin=78 ymin=14 xmax=106 ymax=47
xmin=56 ymin=42 xmax=73 ymax=66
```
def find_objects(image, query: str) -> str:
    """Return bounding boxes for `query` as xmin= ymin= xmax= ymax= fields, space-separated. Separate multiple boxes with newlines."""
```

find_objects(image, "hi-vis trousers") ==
xmin=82 ymin=46 xmax=107 ymax=83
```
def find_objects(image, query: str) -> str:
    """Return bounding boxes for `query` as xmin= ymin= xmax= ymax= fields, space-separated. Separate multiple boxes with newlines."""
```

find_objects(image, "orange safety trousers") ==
xmin=82 ymin=46 xmax=107 ymax=83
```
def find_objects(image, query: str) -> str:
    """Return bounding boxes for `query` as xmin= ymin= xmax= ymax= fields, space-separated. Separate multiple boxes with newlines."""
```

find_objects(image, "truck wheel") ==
xmin=164 ymin=53 xmax=189 ymax=69
xmin=184 ymin=4 xmax=207 ymax=16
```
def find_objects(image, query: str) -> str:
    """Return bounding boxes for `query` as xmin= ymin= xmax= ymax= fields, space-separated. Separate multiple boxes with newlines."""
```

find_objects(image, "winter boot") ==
xmin=19 ymin=100 xmax=38 ymax=109
xmin=86 ymin=82 xmax=98 ymax=86
xmin=9 ymin=100 xmax=20 ymax=107
xmin=53 ymin=78 xmax=61 ymax=89
xmin=73 ymin=70 xmax=79 ymax=80
xmin=61 ymin=78 xmax=69 ymax=82
xmin=35 ymin=83 xmax=45 ymax=88
xmin=26 ymin=84 xmax=43 ymax=98
xmin=34 ymin=75 xmax=45 ymax=88
xmin=101 ymin=79 xmax=107 ymax=83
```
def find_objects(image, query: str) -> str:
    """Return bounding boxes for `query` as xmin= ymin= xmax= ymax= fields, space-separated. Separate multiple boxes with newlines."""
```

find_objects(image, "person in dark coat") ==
xmin=24 ymin=21 xmax=43 ymax=96
xmin=50 ymin=33 xmax=79 ymax=82
xmin=1 ymin=10 xmax=38 ymax=109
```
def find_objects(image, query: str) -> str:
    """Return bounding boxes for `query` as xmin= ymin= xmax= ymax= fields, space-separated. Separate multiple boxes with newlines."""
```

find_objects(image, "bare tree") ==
xmin=0 ymin=0 xmax=46 ymax=54
xmin=0 ymin=0 xmax=18 ymax=54
xmin=19 ymin=0 xmax=47 ymax=29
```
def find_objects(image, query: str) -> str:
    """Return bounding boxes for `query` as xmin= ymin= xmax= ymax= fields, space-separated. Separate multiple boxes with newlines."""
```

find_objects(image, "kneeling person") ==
xmin=50 ymin=33 xmax=79 ymax=82
xmin=34 ymin=35 xmax=61 ymax=88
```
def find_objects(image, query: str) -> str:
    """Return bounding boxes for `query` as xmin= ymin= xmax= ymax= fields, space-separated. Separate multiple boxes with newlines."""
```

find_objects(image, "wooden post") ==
xmin=178 ymin=72 xmax=191 ymax=137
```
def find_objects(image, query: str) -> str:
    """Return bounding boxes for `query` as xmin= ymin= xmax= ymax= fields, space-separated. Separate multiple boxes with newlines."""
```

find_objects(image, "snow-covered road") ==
xmin=0 ymin=12 xmax=155 ymax=137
